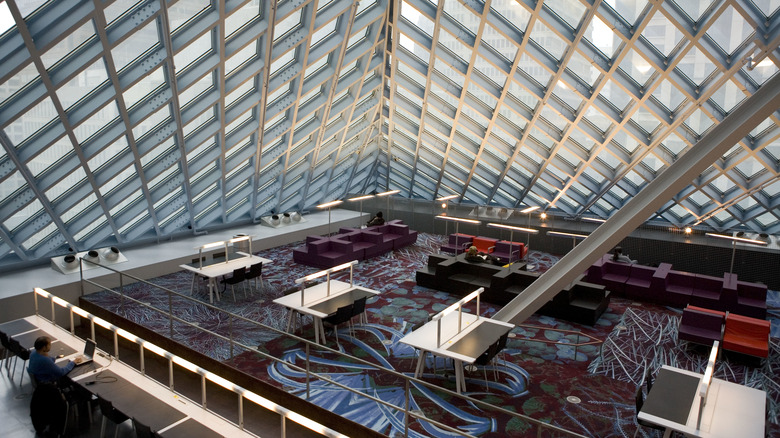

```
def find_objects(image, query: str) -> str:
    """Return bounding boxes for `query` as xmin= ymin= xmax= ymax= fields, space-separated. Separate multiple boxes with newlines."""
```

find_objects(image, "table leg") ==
xmin=662 ymin=429 xmax=672 ymax=438
xmin=286 ymin=310 xmax=293 ymax=333
xmin=414 ymin=351 xmax=427 ymax=379
xmin=190 ymin=273 xmax=197 ymax=295
xmin=454 ymin=359 xmax=465 ymax=394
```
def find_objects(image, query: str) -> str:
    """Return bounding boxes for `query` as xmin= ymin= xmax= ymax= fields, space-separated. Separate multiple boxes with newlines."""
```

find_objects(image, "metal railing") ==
xmin=71 ymin=257 xmax=587 ymax=438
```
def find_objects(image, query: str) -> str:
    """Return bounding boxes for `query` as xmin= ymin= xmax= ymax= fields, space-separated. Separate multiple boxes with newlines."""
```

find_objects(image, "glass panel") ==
xmin=311 ymin=20 xmax=337 ymax=47
xmin=168 ymin=0 xmax=211 ymax=33
xmin=0 ymin=62 xmax=39 ymax=106
xmin=74 ymin=100 xmax=120 ymax=144
xmin=605 ymin=0 xmax=647 ymax=24
xmin=225 ymin=42 xmax=257 ymax=75
xmin=41 ymin=20 xmax=95 ymax=70
xmin=599 ymin=79 xmax=631 ymax=111
xmin=619 ymin=49 xmax=653 ymax=86
xmin=182 ymin=107 xmax=215 ymax=138
xmin=677 ymin=46 xmax=716 ymax=86
xmin=174 ymin=31 xmax=213 ymax=73
xmin=27 ymin=137 xmax=73 ymax=177
xmin=179 ymin=73 xmax=213 ymax=107
xmin=707 ymin=5 xmax=752 ymax=54
xmin=402 ymin=0 xmax=434 ymax=36
xmin=650 ymin=79 xmax=684 ymax=112
xmin=270 ymin=50 xmax=294 ymax=75
xmin=545 ymin=0 xmax=586 ymax=29
xmin=57 ymin=58 xmax=109 ymax=109
xmin=225 ymin=80 xmax=254 ymax=107
xmin=226 ymin=0 xmax=261 ymax=37
xmin=305 ymin=55 xmax=329 ymax=78
xmin=111 ymin=19 xmax=160 ymax=71
xmin=4 ymin=97 xmax=58 ymax=146
xmin=132 ymin=104 xmax=171 ymax=140
xmin=584 ymin=14 xmax=621 ymax=58
xmin=45 ymin=167 xmax=87 ymax=202
xmin=274 ymin=8 xmax=302 ymax=41
xmin=671 ymin=0 xmax=715 ymax=21
xmin=104 ymin=0 xmax=141 ymax=25
xmin=529 ymin=20 xmax=567 ymax=60
xmin=517 ymin=53 xmax=552 ymax=88
xmin=88 ymin=135 xmax=128 ymax=170
xmin=123 ymin=66 xmax=166 ymax=109
xmin=0 ymin=2 xmax=14 ymax=35
xmin=641 ymin=11 xmax=683 ymax=57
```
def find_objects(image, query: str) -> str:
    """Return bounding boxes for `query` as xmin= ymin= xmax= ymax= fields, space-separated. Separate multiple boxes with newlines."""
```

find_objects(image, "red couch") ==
xmin=722 ymin=313 xmax=771 ymax=358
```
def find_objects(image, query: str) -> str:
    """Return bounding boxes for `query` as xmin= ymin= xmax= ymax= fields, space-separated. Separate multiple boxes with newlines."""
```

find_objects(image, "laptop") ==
xmin=72 ymin=339 xmax=96 ymax=366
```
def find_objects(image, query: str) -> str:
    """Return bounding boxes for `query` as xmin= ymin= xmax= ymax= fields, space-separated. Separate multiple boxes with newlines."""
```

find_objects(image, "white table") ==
xmin=19 ymin=315 xmax=256 ymax=437
xmin=273 ymin=279 xmax=379 ymax=344
xmin=179 ymin=252 xmax=272 ymax=303
xmin=638 ymin=365 xmax=766 ymax=437
xmin=399 ymin=312 xmax=513 ymax=394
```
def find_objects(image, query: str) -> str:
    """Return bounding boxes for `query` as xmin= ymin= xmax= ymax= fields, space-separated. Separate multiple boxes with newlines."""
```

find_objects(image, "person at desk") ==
xmin=366 ymin=211 xmax=385 ymax=227
xmin=612 ymin=246 xmax=636 ymax=264
xmin=28 ymin=336 xmax=83 ymax=384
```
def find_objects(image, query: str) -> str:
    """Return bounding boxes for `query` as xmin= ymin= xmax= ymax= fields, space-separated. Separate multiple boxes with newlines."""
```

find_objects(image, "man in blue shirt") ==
xmin=27 ymin=336 xmax=82 ymax=384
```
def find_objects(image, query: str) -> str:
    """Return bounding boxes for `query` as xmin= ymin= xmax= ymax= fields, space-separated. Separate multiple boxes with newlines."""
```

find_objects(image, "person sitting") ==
xmin=464 ymin=246 xmax=501 ymax=265
xmin=28 ymin=336 xmax=82 ymax=384
xmin=612 ymin=247 xmax=636 ymax=264
xmin=367 ymin=211 xmax=385 ymax=227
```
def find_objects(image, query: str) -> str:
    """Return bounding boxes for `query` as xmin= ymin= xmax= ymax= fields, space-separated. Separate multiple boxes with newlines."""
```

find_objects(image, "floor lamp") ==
xmin=487 ymin=223 xmax=538 ymax=264
xmin=434 ymin=215 xmax=481 ymax=239
xmin=347 ymin=195 xmax=374 ymax=227
xmin=519 ymin=206 xmax=539 ymax=246
xmin=436 ymin=194 xmax=458 ymax=235
xmin=376 ymin=189 xmax=400 ymax=219
xmin=316 ymin=200 xmax=343 ymax=236
xmin=705 ymin=233 xmax=768 ymax=273
xmin=547 ymin=230 xmax=589 ymax=251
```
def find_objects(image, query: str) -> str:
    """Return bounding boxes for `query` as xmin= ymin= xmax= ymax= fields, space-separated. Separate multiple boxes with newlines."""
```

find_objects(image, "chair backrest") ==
xmin=231 ymin=267 xmax=246 ymax=281
xmin=635 ymin=386 xmax=644 ymax=414
xmin=9 ymin=338 xmax=30 ymax=359
xmin=645 ymin=368 xmax=654 ymax=393
xmin=496 ymin=332 xmax=508 ymax=352
xmin=0 ymin=331 xmax=9 ymax=349
xmin=351 ymin=297 xmax=367 ymax=317
xmin=475 ymin=341 xmax=500 ymax=365
xmin=327 ymin=304 xmax=354 ymax=325
xmin=247 ymin=262 xmax=263 ymax=279
xmin=132 ymin=418 xmax=160 ymax=438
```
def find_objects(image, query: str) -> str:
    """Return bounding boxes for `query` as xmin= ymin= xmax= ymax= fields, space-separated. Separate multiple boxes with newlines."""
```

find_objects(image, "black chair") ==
xmin=190 ymin=257 xmax=208 ymax=296
xmin=644 ymin=368 xmax=654 ymax=393
xmin=245 ymin=262 xmax=264 ymax=293
xmin=30 ymin=382 xmax=70 ymax=437
xmin=322 ymin=304 xmax=354 ymax=345
xmin=0 ymin=331 xmax=11 ymax=373
xmin=132 ymin=418 xmax=162 ymax=438
xmin=8 ymin=337 xmax=30 ymax=385
xmin=220 ymin=267 xmax=246 ymax=301
xmin=633 ymin=386 xmax=665 ymax=437
xmin=351 ymin=296 xmax=368 ymax=328
xmin=473 ymin=341 xmax=501 ymax=390
xmin=99 ymin=396 xmax=130 ymax=438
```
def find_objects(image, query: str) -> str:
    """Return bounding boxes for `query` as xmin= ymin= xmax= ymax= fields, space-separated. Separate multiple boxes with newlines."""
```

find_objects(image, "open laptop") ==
xmin=72 ymin=339 xmax=96 ymax=366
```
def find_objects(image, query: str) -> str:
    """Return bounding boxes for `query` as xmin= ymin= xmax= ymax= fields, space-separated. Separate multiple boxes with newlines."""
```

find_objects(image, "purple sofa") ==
xmin=293 ymin=220 xmax=418 ymax=269
xmin=587 ymin=255 xmax=631 ymax=296
xmin=624 ymin=264 xmax=656 ymax=301
xmin=491 ymin=241 xmax=528 ymax=264
xmin=689 ymin=274 xmax=725 ymax=309
xmin=735 ymin=280 xmax=768 ymax=319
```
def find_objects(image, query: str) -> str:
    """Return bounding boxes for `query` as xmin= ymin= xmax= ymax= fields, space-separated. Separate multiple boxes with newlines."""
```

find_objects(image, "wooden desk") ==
xmin=639 ymin=365 xmax=766 ymax=437
xmin=399 ymin=312 xmax=513 ymax=394
xmin=179 ymin=252 xmax=272 ymax=303
xmin=273 ymin=280 xmax=379 ymax=344
xmin=19 ymin=315 xmax=255 ymax=437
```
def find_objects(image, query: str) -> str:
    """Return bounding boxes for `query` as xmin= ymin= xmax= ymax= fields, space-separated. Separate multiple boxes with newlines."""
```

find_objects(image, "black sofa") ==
xmin=416 ymin=254 xmax=610 ymax=325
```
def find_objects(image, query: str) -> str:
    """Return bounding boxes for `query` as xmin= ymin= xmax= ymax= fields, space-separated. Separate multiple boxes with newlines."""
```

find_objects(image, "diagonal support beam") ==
xmin=494 ymin=72 xmax=780 ymax=325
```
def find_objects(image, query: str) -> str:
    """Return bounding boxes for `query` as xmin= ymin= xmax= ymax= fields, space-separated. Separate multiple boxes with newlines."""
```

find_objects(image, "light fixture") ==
xmin=271 ymin=214 xmax=280 ymax=226
xmin=441 ymin=203 xmax=447 ymax=209
xmin=540 ymin=212 xmax=547 ymax=219
xmin=435 ymin=215 xmax=481 ymax=236
xmin=291 ymin=212 xmax=301 ymax=222
xmin=582 ymin=217 xmax=606 ymax=223
xmin=684 ymin=227 xmax=692 ymax=235
xmin=487 ymin=223 xmax=538 ymax=265
xmin=436 ymin=194 xmax=458 ymax=201
xmin=347 ymin=195 xmax=374 ymax=227
xmin=376 ymin=190 xmax=400 ymax=197
xmin=62 ymin=254 xmax=78 ymax=269
xmin=520 ymin=206 xmax=539 ymax=214
xmin=84 ymin=250 xmax=100 ymax=264
xmin=547 ymin=231 xmax=588 ymax=239
xmin=282 ymin=212 xmax=291 ymax=224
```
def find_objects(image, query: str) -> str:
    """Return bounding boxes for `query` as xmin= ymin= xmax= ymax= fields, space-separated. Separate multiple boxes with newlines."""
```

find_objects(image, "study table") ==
xmin=273 ymin=279 xmax=379 ymax=344
xmin=398 ymin=311 xmax=513 ymax=394
xmin=5 ymin=315 xmax=255 ymax=437
xmin=638 ymin=365 xmax=766 ymax=437
xmin=179 ymin=251 xmax=272 ymax=303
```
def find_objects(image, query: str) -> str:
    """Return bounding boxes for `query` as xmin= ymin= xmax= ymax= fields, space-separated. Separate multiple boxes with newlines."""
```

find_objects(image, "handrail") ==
xmin=72 ymin=257 xmax=587 ymax=438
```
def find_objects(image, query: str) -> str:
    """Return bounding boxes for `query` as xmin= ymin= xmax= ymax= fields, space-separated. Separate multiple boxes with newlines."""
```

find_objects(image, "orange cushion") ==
xmin=686 ymin=305 xmax=726 ymax=317
xmin=472 ymin=237 xmax=498 ymax=253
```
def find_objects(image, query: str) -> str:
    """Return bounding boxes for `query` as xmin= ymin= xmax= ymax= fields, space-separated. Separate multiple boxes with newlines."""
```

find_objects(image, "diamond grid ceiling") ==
xmin=0 ymin=0 xmax=777 ymax=267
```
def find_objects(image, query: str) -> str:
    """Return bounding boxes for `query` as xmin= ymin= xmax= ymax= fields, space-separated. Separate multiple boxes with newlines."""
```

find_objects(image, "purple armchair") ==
xmin=491 ymin=241 xmax=528 ymax=264
xmin=677 ymin=306 xmax=724 ymax=346
xmin=591 ymin=258 xmax=631 ymax=296
xmin=441 ymin=233 xmax=474 ymax=254
xmin=736 ymin=280 xmax=768 ymax=319
xmin=689 ymin=274 xmax=725 ymax=310
xmin=624 ymin=264 xmax=656 ymax=301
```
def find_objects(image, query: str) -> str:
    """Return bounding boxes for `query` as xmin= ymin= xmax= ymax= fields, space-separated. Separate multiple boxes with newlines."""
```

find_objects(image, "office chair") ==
xmin=322 ymin=304 xmax=354 ymax=345
xmin=132 ymin=418 xmax=162 ymax=438
xmin=8 ymin=337 xmax=30 ymax=385
xmin=245 ymin=262 xmax=264 ymax=294
xmin=220 ymin=267 xmax=246 ymax=301
xmin=350 ymin=296 xmax=368 ymax=328
xmin=473 ymin=341 xmax=501 ymax=390
xmin=0 ymin=331 xmax=11 ymax=373
xmin=99 ymin=396 xmax=130 ymax=438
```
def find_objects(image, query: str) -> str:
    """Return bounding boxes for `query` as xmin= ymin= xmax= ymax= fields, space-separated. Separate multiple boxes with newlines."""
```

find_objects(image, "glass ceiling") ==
xmin=0 ymin=0 xmax=778 ymax=268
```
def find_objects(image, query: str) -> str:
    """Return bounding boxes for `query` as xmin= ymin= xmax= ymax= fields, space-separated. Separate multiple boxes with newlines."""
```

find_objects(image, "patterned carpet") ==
xmin=83 ymin=233 xmax=780 ymax=437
